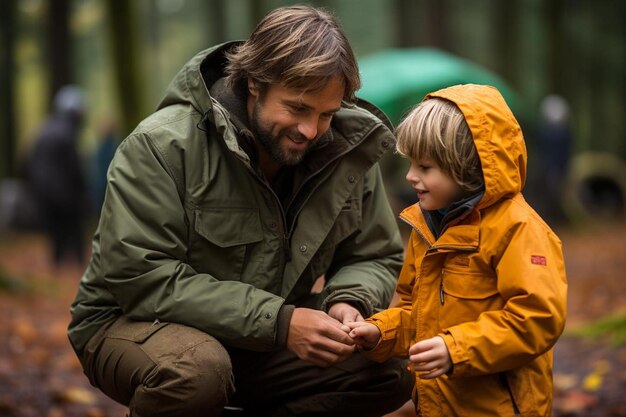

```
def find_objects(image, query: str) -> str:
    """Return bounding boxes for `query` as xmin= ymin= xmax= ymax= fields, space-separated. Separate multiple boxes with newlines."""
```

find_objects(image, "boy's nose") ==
xmin=406 ymin=167 xmax=419 ymax=184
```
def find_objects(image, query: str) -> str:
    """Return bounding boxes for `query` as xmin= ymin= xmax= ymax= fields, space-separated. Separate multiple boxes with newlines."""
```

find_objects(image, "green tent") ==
xmin=357 ymin=48 xmax=520 ymax=126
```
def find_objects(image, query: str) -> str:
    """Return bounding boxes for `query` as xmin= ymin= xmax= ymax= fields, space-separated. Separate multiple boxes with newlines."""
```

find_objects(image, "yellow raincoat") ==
xmin=364 ymin=85 xmax=567 ymax=416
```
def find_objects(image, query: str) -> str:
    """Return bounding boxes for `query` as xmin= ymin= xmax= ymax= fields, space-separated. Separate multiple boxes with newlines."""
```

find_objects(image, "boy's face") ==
xmin=247 ymin=75 xmax=344 ymax=168
xmin=406 ymin=158 xmax=463 ymax=211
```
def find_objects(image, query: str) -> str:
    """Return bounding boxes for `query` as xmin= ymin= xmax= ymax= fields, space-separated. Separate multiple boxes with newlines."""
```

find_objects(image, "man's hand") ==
xmin=287 ymin=308 xmax=355 ymax=367
xmin=408 ymin=336 xmax=452 ymax=379
xmin=328 ymin=302 xmax=364 ymax=332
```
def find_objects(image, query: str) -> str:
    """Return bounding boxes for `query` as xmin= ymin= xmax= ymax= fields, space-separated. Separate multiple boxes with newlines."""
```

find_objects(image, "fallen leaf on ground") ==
xmin=554 ymin=389 xmax=600 ymax=414
xmin=554 ymin=372 xmax=579 ymax=391
xmin=582 ymin=359 xmax=611 ymax=391
xmin=52 ymin=387 xmax=98 ymax=405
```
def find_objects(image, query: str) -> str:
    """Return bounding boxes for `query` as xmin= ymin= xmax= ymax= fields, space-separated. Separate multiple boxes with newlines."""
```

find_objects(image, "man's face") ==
xmin=248 ymin=75 xmax=344 ymax=167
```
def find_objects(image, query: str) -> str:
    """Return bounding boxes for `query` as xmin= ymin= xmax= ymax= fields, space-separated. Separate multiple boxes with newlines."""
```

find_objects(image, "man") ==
xmin=28 ymin=85 xmax=86 ymax=268
xmin=69 ymin=6 xmax=412 ymax=416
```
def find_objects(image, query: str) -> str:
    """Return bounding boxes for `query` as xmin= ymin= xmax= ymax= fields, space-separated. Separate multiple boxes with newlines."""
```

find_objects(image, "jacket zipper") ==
xmin=239 ymin=168 xmax=290 ymax=278
xmin=285 ymin=124 xmax=383 ymax=236
xmin=439 ymin=270 xmax=445 ymax=305
xmin=400 ymin=216 xmax=476 ymax=307
xmin=500 ymin=373 xmax=521 ymax=416
xmin=225 ymin=119 xmax=384 ymax=282
xmin=234 ymin=149 xmax=344 ymax=281
xmin=201 ymin=113 xmax=294 ymax=278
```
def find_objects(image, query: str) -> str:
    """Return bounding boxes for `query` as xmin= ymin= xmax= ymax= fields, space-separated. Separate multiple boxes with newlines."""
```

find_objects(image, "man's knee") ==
xmin=132 ymin=327 xmax=235 ymax=417
xmin=83 ymin=318 xmax=235 ymax=417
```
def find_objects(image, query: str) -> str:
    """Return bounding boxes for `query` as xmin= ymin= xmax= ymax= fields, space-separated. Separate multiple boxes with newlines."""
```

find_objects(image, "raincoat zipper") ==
xmin=440 ymin=271 xmax=445 ymax=305
xmin=500 ymin=373 xmax=521 ymax=416
xmin=400 ymin=216 xmax=476 ymax=307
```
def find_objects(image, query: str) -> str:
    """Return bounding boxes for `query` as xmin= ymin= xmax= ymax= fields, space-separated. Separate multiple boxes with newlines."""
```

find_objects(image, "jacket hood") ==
xmin=157 ymin=42 xmax=240 ymax=114
xmin=425 ymin=84 xmax=527 ymax=209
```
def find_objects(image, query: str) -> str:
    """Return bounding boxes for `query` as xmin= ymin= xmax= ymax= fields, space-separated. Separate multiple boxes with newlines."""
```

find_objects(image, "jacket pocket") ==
xmin=439 ymin=270 xmax=501 ymax=329
xmin=105 ymin=317 xmax=170 ymax=343
xmin=439 ymin=373 xmax=520 ymax=417
xmin=190 ymin=207 xmax=264 ymax=281
xmin=195 ymin=207 xmax=263 ymax=247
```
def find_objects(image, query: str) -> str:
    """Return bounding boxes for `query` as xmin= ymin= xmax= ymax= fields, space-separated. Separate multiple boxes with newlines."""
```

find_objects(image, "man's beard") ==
xmin=251 ymin=102 xmax=311 ymax=166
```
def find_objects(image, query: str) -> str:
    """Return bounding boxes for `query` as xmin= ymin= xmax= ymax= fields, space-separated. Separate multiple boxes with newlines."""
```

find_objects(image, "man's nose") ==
xmin=298 ymin=118 xmax=319 ymax=140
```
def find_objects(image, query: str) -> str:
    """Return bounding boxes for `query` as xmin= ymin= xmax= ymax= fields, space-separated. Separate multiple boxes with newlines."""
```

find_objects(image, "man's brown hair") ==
xmin=225 ymin=5 xmax=360 ymax=103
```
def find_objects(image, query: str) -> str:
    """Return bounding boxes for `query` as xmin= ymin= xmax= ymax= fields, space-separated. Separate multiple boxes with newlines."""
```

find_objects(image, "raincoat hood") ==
xmin=425 ymin=84 xmax=527 ymax=209
xmin=157 ymin=42 xmax=235 ymax=115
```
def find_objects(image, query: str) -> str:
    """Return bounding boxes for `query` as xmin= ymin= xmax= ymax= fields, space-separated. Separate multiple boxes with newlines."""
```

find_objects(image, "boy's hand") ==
xmin=346 ymin=321 xmax=381 ymax=350
xmin=408 ymin=336 xmax=452 ymax=379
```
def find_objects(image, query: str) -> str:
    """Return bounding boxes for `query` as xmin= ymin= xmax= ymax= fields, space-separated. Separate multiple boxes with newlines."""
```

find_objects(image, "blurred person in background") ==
xmin=536 ymin=94 xmax=572 ymax=224
xmin=89 ymin=119 xmax=119 ymax=215
xmin=27 ymin=84 xmax=87 ymax=269
xmin=68 ymin=5 xmax=412 ymax=417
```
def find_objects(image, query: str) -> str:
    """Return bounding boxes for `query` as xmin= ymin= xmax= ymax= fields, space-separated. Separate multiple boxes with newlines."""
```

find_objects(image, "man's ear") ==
xmin=248 ymin=79 xmax=259 ymax=97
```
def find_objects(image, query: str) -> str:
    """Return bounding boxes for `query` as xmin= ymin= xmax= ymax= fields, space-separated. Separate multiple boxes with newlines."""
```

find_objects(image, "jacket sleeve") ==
xmin=441 ymin=219 xmax=568 ymax=377
xmin=320 ymin=165 xmax=404 ymax=317
xmin=99 ymin=133 xmax=285 ymax=351
xmin=360 ymin=230 xmax=418 ymax=361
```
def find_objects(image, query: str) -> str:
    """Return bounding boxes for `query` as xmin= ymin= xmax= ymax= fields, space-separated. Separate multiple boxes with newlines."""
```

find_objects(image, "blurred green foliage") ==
xmin=0 ymin=266 xmax=30 ymax=294
xmin=567 ymin=313 xmax=626 ymax=347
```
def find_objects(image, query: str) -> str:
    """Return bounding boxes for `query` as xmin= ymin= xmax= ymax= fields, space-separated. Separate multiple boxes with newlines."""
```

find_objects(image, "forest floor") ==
xmin=0 ymin=221 xmax=625 ymax=417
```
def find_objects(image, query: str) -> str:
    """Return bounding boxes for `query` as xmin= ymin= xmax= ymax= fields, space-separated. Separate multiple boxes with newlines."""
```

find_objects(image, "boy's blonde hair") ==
xmin=396 ymin=98 xmax=484 ymax=194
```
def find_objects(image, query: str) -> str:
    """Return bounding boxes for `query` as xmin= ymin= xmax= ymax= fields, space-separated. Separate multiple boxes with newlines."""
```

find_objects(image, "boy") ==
xmin=348 ymin=84 xmax=567 ymax=416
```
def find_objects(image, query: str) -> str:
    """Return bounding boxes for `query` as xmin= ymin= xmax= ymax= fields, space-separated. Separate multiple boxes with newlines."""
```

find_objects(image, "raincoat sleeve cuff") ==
xmin=440 ymin=331 xmax=467 ymax=378
xmin=321 ymin=290 xmax=374 ymax=318
xmin=275 ymin=304 xmax=295 ymax=349
xmin=357 ymin=318 xmax=389 ymax=362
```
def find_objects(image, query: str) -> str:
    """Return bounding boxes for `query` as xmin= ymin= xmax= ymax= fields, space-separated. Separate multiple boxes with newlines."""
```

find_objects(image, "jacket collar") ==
xmin=158 ymin=41 xmax=395 ymax=187
xmin=208 ymin=75 xmax=348 ymax=197
xmin=423 ymin=190 xmax=484 ymax=239
xmin=400 ymin=203 xmax=480 ymax=251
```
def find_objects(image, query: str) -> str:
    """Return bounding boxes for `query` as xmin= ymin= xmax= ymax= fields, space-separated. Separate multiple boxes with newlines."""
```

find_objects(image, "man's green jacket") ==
xmin=68 ymin=42 xmax=403 ymax=355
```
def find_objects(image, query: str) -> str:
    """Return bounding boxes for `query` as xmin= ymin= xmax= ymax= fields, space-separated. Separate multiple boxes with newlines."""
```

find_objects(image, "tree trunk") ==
xmin=209 ymin=0 xmax=227 ymax=43
xmin=0 ymin=0 xmax=17 ymax=178
xmin=249 ymin=0 xmax=264 ymax=32
xmin=105 ymin=0 xmax=146 ymax=136
xmin=394 ymin=0 xmax=420 ymax=47
xmin=47 ymin=0 xmax=73 ymax=105
xmin=545 ymin=0 xmax=565 ymax=95
xmin=492 ymin=0 xmax=521 ymax=90
xmin=422 ymin=0 xmax=449 ymax=50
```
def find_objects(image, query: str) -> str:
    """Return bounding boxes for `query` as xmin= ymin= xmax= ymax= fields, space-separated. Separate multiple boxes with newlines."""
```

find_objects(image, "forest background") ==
xmin=1 ymin=0 xmax=624 ymax=187
xmin=0 ymin=1 xmax=625 ymax=416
